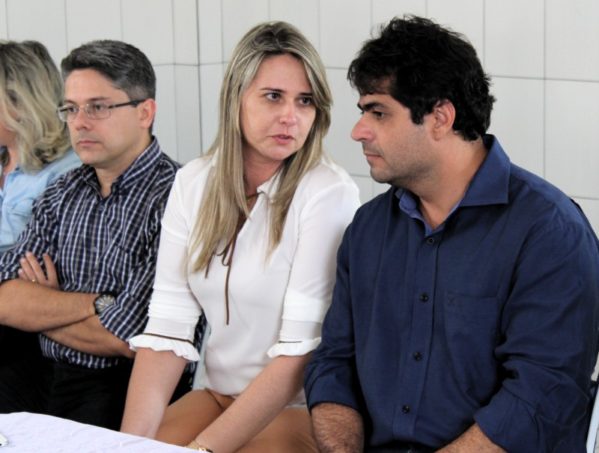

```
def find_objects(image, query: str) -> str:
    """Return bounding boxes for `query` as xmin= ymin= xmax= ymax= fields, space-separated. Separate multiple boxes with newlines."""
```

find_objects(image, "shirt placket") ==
xmin=393 ymin=231 xmax=439 ymax=438
xmin=91 ymin=198 xmax=110 ymax=290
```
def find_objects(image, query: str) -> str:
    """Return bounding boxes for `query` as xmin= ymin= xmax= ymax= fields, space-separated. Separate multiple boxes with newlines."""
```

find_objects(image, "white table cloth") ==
xmin=0 ymin=412 xmax=190 ymax=452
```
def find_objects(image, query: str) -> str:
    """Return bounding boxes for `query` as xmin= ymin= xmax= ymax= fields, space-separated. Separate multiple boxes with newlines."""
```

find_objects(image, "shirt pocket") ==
xmin=443 ymin=291 xmax=502 ymax=403
xmin=101 ymin=243 xmax=144 ymax=288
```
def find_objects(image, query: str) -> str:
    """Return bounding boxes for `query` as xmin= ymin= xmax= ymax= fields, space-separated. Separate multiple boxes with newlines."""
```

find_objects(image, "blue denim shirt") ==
xmin=305 ymin=135 xmax=599 ymax=452
xmin=0 ymin=148 xmax=80 ymax=251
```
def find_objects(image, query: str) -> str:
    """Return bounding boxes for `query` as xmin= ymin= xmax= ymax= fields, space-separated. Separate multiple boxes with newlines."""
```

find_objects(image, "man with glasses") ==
xmin=0 ymin=40 xmax=184 ymax=430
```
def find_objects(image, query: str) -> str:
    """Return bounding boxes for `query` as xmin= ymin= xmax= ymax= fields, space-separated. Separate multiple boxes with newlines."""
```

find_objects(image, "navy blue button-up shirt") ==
xmin=305 ymin=136 xmax=599 ymax=451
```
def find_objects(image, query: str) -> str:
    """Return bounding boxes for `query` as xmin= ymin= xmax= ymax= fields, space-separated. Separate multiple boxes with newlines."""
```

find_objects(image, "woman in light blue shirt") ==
xmin=0 ymin=41 xmax=80 ymax=251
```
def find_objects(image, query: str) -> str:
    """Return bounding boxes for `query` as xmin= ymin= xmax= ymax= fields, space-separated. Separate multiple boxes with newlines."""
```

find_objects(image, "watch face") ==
xmin=95 ymin=294 xmax=116 ymax=315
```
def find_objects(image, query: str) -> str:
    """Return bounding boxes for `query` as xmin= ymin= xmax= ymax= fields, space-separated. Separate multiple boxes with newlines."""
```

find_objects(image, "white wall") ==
xmin=2 ymin=0 xmax=599 ymax=230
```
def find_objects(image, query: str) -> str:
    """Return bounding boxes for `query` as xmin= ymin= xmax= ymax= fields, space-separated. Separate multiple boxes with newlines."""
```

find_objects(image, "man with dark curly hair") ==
xmin=305 ymin=16 xmax=599 ymax=452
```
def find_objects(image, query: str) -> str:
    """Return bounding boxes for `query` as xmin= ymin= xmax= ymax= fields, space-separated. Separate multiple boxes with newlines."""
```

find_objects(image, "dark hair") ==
xmin=348 ymin=16 xmax=495 ymax=141
xmin=61 ymin=40 xmax=156 ymax=101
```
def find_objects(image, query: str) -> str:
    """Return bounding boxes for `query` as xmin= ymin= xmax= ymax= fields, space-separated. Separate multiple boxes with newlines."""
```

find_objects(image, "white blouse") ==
xmin=130 ymin=154 xmax=360 ymax=397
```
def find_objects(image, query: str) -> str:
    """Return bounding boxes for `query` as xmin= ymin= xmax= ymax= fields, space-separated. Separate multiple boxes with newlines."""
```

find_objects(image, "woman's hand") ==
xmin=188 ymin=354 xmax=310 ymax=453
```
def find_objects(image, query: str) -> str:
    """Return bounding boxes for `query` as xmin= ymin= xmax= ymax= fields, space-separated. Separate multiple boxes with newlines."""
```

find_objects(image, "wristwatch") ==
xmin=93 ymin=293 xmax=116 ymax=315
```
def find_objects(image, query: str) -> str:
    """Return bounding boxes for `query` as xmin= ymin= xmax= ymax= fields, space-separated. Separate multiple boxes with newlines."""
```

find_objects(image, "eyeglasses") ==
xmin=57 ymin=99 xmax=147 ymax=122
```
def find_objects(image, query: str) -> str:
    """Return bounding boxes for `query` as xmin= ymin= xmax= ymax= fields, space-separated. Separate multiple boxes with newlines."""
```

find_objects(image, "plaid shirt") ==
xmin=0 ymin=138 xmax=180 ymax=369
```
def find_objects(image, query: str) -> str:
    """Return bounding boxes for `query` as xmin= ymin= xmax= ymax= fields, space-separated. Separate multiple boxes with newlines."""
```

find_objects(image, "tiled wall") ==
xmin=0 ymin=0 xmax=202 ymax=165
xmin=2 ymin=0 xmax=599 ymax=230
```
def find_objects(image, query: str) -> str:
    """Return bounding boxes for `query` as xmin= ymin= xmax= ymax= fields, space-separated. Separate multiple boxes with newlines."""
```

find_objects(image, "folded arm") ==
xmin=0 ymin=193 xmax=96 ymax=332
xmin=0 ymin=279 xmax=95 ymax=331
xmin=8 ymin=252 xmax=132 ymax=357
xmin=43 ymin=315 xmax=133 ymax=358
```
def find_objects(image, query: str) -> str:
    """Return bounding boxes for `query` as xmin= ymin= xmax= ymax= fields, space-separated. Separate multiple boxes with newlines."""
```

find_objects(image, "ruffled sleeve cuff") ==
xmin=129 ymin=333 xmax=200 ymax=362
xmin=267 ymin=337 xmax=321 ymax=358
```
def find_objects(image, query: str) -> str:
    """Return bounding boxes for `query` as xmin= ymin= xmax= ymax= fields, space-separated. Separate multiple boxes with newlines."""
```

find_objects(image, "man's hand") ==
xmin=437 ymin=424 xmax=505 ymax=452
xmin=18 ymin=252 xmax=59 ymax=289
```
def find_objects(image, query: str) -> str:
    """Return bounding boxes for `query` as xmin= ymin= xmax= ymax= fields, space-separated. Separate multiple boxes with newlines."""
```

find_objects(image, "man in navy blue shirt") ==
xmin=305 ymin=16 xmax=599 ymax=452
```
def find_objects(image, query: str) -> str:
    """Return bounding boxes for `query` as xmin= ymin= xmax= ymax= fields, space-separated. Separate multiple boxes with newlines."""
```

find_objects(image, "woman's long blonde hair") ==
xmin=0 ymin=40 xmax=70 ymax=172
xmin=191 ymin=21 xmax=332 ymax=272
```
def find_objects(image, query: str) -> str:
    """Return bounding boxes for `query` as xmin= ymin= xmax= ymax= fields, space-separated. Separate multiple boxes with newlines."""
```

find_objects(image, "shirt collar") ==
xmin=256 ymin=169 xmax=282 ymax=201
xmin=459 ymin=134 xmax=510 ymax=208
xmin=209 ymin=150 xmax=282 ymax=202
xmin=81 ymin=137 xmax=162 ymax=193
xmin=396 ymin=134 xmax=511 ymax=233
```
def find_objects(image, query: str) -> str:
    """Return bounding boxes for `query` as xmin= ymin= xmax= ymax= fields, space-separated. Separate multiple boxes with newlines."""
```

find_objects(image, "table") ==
xmin=0 ymin=412 xmax=190 ymax=452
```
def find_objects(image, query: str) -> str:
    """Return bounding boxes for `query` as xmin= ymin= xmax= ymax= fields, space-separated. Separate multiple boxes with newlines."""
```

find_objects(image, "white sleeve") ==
xmin=267 ymin=180 xmax=360 ymax=358
xmin=128 ymin=171 xmax=203 ymax=361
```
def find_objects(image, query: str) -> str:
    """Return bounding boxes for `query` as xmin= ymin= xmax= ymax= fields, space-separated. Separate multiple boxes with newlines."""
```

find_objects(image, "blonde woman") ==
xmin=121 ymin=22 xmax=360 ymax=452
xmin=0 ymin=41 xmax=80 ymax=250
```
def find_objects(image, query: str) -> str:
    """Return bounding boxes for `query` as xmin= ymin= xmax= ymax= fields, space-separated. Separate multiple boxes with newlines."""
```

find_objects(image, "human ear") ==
xmin=138 ymin=98 xmax=156 ymax=129
xmin=431 ymin=99 xmax=456 ymax=139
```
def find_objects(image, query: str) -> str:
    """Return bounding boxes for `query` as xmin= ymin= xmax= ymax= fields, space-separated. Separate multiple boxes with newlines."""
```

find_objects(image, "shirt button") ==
xmin=402 ymin=405 xmax=410 ymax=414
xmin=426 ymin=237 xmax=435 ymax=245
xmin=413 ymin=351 xmax=423 ymax=361
xmin=419 ymin=293 xmax=429 ymax=302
